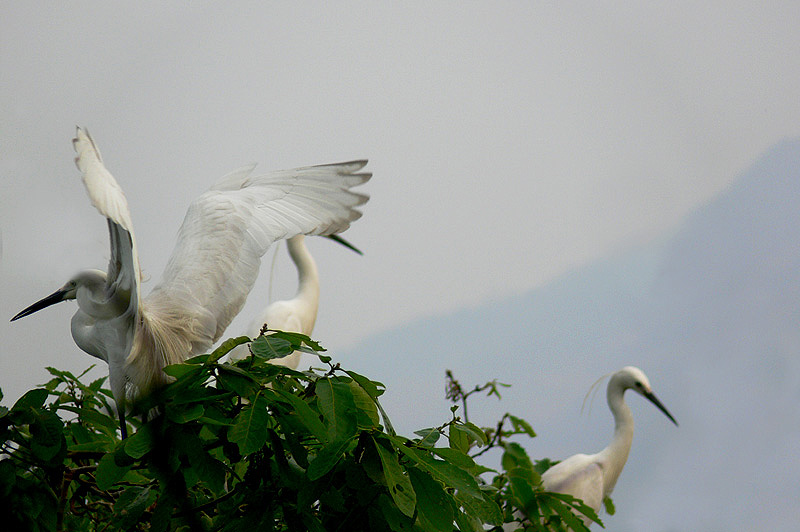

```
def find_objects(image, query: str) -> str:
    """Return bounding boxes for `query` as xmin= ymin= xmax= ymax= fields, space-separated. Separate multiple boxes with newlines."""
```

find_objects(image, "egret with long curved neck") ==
xmin=11 ymin=127 xmax=370 ymax=438
xmin=537 ymin=366 xmax=677 ymax=529
xmin=229 ymin=233 xmax=362 ymax=368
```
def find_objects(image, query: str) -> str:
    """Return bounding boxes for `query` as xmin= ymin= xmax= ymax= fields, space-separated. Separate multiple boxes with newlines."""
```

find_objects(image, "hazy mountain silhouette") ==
xmin=343 ymin=138 xmax=800 ymax=531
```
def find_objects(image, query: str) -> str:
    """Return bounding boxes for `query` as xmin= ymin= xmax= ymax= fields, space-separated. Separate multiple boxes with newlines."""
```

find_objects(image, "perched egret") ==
xmin=228 ymin=233 xmax=361 ymax=368
xmin=11 ymin=127 xmax=370 ymax=437
xmin=538 ymin=366 xmax=677 ymax=528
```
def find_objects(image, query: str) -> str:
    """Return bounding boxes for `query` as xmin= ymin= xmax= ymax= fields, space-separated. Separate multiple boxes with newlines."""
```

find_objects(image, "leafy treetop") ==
xmin=0 ymin=330 xmax=601 ymax=531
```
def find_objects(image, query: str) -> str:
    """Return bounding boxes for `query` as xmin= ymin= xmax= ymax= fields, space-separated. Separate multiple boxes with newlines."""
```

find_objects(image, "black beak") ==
xmin=11 ymin=289 xmax=69 ymax=322
xmin=643 ymin=390 xmax=678 ymax=426
xmin=325 ymin=234 xmax=363 ymax=255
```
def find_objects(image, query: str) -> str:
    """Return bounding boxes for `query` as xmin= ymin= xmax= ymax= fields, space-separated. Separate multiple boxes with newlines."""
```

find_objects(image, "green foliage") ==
xmin=602 ymin=496 xmax=615 ymax=516
xmin=0 ymin=331 xmax=606 ymax=531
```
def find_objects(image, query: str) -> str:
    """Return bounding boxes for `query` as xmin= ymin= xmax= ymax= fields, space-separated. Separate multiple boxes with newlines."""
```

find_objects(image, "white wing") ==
xmin=72 ymin=127 xmax=141 ymax=406
xmin=73 ymin=127 xmax=142 ymax=300
xmin=142 ymin=160 xmax=370 ymax=354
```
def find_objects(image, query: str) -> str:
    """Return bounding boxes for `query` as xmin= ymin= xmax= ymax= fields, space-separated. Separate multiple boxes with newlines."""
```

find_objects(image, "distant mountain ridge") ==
xmin=343 ymin=138 xmax=800 ymax=531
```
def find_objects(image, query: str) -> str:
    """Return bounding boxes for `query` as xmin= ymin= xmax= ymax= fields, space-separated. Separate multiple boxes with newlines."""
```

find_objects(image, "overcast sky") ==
xmin=2 ymin=3 xmax=800 ymax=496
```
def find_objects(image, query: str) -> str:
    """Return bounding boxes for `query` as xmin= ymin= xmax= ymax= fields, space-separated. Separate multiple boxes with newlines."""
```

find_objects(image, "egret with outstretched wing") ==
xmin=12 ymin=128 xmax=370 ymax=437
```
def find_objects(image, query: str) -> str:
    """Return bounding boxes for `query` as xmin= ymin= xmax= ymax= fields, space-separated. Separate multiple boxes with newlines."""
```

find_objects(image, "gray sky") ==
xmin=2 ymin=5 xmax=800 ymax=515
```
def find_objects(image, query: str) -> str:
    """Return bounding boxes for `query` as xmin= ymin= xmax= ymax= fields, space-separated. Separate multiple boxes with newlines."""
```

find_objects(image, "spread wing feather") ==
xmin=143 ymin=160 xmax=370 ymax=351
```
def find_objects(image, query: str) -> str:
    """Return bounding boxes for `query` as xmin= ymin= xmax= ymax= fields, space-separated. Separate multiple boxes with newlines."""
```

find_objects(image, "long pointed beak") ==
xmin=643 ymin=390 xmax=678 ymax=426
xmin=325 ymin=234 xmax=363 ymax=255
xmin=11 ymin=289 xmax=69 ymax=322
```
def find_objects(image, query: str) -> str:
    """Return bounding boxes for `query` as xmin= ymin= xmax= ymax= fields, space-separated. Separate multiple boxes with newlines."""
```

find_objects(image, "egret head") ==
xmin=11 ymin=270 xmax=106 ymax=321
xmin=617 ymin=366 xmax=678 ymax=426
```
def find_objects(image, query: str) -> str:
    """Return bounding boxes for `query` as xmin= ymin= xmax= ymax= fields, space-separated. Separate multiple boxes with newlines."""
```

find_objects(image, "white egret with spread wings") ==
xmin=11 ymin=127 xmax=370 ymax=437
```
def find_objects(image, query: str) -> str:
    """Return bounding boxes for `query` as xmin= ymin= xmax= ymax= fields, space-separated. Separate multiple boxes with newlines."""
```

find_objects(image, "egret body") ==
xmin=12 ymin=128 xmax=370 ymax=437
xmin=229 ymin=234 xmax=357 ymax=368
xmin=538 ymin=366 xmax=677 ymax=528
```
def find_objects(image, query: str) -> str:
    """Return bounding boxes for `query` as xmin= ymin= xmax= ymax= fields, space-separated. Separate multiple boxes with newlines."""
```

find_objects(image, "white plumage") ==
xmin=229 ymin=234 xmax=319 ymax=369
xmin=538 ymin=366 xmax=677 ymax=528
xmin=12 ymin=127 xmax=370 ymax=437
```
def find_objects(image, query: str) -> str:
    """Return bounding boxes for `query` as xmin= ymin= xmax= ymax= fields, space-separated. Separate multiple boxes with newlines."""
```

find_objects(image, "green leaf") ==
xmin=209 ymin=335 xmax=252 ymax=362
xmin=68 ymin=422 xmax=94 ymax=444
xmin=30 ymin=410 xmax=63 ymax=445
xmin=448 ymin=423 xmax=471 ymax=453
xmin=228 ymin=391 xmax=270 ymax=454
xmin=414 ymin=428 xmax=441 ymax=448
xmin=545 ymin=493 xmax=593 ymax=532
xmin=11 ymin=388 xmax=48 ymax=413
xmin=307 ymin=438 xmax=351 ymax=481
xmin=250 ymin=335 xmax=295 ymax=361
xmin=124 ymin=422 xmax=156 ymax=459
xmin=373 ymin=493 xmax=415 ymax=531
xmin=88 ymin=377 xmax=107 ymax=392
xmin=502 ymin=442 xmax=535 ymax=472
xmin=78 ymin=406 xmax=120 ymax=436
xmin=165 ymin=402 xmax=205 ymax=424
xmin=343 ymin=370 xmax=385 ymax=398
xmin=408 ymin=467 xmax=453 ymax=531
xmin=184 ymin=353 xmax=210 ymax=365
xmin=603 ymin=495 xmax=615 ymax=515
xmin=448 ymin=420 xmax=489 ymax=451
xmin=96 ymin=452 xmax=132 ymax=490
xmin=316 ymin=378 xmax=357 ymax=442
xmin=274 ymin=390 xmax=328 ymax=443
xmin=181 ymin=435 xmax=227 ymax=494
xmin=216 ymin=364 xmax=260 ymax=397
xmin=113 ymin=485 xmax=155 ymax=530
xmin=76 ymin=365 xmax=97 ymax=379
xmin=456 ymin=490 xmax=503 ymax=527
xmin=459 ymin=421 xmax=488 ymax=446
xmin=394 ymin=440 xmax=483 ymax=499
xmin=315 ymin=352 xmax=332 ymax=363
xmin=348 ymin=379 xmax=380 ymax=429
xmin=431 ymin=447 xmax=491 ymax=475
xmin=373 ymin=437 xmax=416 ymax=517
xmin=453 ymin=509 xmax=485 ymax=532
xmin=68 ymin=439 xmax=113 ymax=453
xmin=45 ymin=366 xmax=70 ymax=379
xmin=268 ymin=329 xmax=325 ymax=352
xmin=162 ymin=363 xmax=203 ymax=379
xmin=43 ymin=377 xmax=62 ymax=392
xmin=30 ymin=411 xmax=65 ymax=461
xmin=533 ymin=457 xmax=557 ymax=476
xmin=341 ymin=374 xmax=395 ymax=434
xmin=506 ymin=467 xmax=539 ymax=510
xmin=549 ymin=492 xmax=602 ymax=526
xmin=168 ymin=385 xmax=230 ymax=406
xmin=508 ymin=414 xmax=536 ymax=438
xmin=197 ymin=416 xmax=234 ymax=427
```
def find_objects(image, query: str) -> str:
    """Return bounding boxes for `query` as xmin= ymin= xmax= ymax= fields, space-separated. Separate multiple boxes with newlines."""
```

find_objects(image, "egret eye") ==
xmin=634 ymin=381 xmax=643 ymax=388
